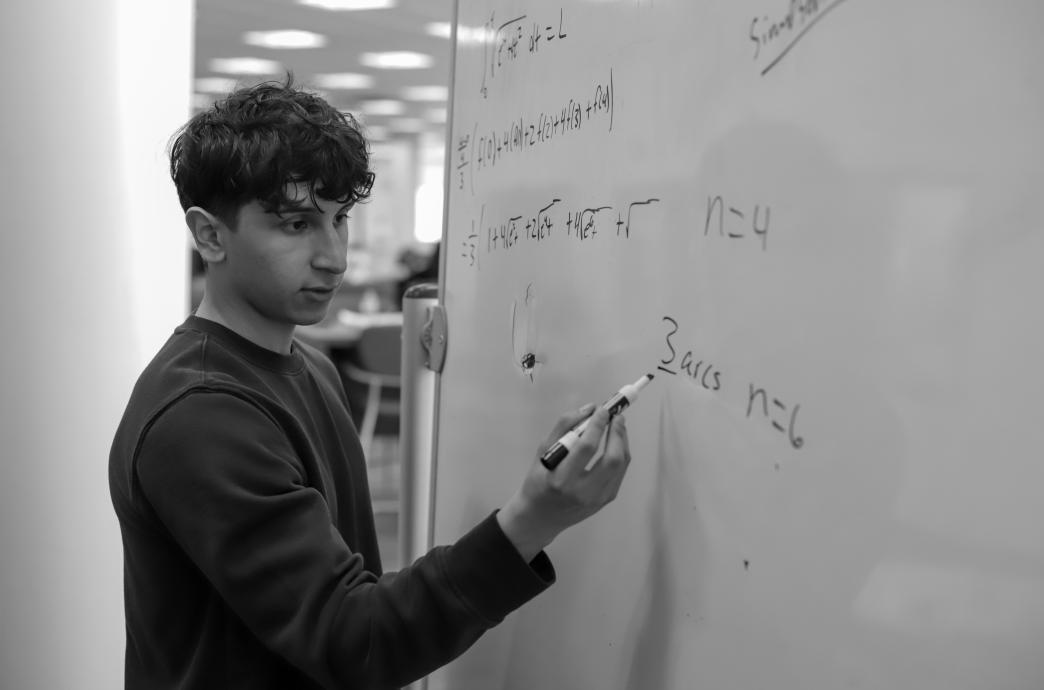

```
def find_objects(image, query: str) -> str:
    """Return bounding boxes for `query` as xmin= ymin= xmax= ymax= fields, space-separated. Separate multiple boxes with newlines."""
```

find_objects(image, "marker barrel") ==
xmin=539 ymin=374 xmax=652 ymax=470
xmin=540 ymin=443 xmax=570 ymax=470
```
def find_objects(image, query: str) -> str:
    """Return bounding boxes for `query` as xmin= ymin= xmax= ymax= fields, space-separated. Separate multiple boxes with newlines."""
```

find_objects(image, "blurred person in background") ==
xmin=395 ymin=241 xmax=439 ymax=307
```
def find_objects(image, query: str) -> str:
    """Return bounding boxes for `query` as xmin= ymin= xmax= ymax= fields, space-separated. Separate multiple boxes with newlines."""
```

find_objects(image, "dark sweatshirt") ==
xmin=109 ymin=316 xmax=554 ymax=689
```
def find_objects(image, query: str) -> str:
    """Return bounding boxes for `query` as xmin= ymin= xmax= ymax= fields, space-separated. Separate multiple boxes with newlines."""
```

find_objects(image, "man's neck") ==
xmin=194 ymin=297 xmax=295 ymax=354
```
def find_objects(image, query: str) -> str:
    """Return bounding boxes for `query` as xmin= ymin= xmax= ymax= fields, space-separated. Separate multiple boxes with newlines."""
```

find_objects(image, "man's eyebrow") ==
xmin=270 ymin=202 xmax=353 ymax=216
xmin=269 ymin=203 xmax=318 ymax=216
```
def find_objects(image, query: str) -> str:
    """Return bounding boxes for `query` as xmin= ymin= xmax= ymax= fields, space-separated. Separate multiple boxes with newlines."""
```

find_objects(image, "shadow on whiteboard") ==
xmin=620 ymin=391 xmax=706 ymax=689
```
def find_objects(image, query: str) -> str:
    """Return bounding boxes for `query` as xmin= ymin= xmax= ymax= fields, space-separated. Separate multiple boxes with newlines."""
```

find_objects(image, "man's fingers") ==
xmin=599 ymin=416 xmax=631 ymax=498
xmin=603 ymin=414 xmax=630 ymax=463
xmin=585 ymin=415 xmax=632 ymax=491
xmin=540 ymin=402 xmax=596 ymax=452
xmin=578 ymin=406 xmax=611 ymax=442
xmin=554 ymin=407 xmax=612 ymax=476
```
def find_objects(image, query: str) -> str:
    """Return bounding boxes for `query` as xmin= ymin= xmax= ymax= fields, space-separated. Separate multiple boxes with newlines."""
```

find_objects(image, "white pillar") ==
xmin=0 ymin=1 xmax=193 ymax=687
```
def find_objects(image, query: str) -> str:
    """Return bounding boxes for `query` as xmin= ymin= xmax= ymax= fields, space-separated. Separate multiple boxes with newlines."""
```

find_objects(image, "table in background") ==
xmin=295 ymin=309 xmax=403 ymax=358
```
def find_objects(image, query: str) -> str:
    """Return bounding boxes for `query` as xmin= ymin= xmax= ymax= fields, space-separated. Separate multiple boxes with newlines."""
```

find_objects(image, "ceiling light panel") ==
xmin=401 ymin=85 xmax=448 ymax=101
xmin=360 ymin=99 xmax=406 ymax=116
xmin=298 ymin=0 xmax=396 ymax=10
xmin=313 ymin=72 xmax=375 ymax=89
xmin=359 ymin=51 xmax=433 ymax=69
xmin=425 ymin=22 xmax=451 ymax=39
xmin=243 ymin=30 xmax=327 ymax=49
xmin=426 ymin=22 xmax=494 ymax=45
xmin=209 ymin=57 xmax=283 ymax=75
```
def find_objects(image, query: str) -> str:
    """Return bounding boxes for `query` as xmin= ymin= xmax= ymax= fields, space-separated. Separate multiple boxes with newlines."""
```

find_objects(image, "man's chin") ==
xmin=295 ymin=311 xmax=328 ymax=326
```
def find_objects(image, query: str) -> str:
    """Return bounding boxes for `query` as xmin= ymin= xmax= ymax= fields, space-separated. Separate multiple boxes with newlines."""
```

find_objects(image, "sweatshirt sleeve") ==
xmin=136 ymin=390 xmax=554 ymax=689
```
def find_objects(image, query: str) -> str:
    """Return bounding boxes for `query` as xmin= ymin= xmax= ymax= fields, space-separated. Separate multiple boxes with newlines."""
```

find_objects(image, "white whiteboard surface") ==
xmin=430 ymin=1 xmax=1044 ymax=688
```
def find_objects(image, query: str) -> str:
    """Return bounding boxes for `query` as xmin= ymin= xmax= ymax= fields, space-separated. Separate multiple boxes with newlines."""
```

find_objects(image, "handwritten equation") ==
xmin=458 ymin=195 xmax=660 ymax=269
xmin=705 ymin=195 xmax=771 ymax=250
xmin=659 ymin=315 xmax=806 ymax=452
xmin=480 ymin=8 xmax=569 ymax=98
xmin=750 ymin=0 xmax=853 ymax=76
xmin=455 ymin=70 xmax=615 ymax=194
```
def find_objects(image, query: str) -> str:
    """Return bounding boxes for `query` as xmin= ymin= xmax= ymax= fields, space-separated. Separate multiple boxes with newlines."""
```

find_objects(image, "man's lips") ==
xmin=302 ymin=285 xmax=337 ymax=295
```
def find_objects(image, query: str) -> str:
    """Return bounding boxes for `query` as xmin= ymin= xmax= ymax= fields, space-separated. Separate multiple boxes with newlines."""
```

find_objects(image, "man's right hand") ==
xmin=496 ymin=404 xmax=632 ymax=563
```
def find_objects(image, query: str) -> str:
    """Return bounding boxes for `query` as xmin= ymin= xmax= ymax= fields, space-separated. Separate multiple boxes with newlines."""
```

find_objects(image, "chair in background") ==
xmin=336 ymin=322 xmax=402 ymax=559
xmin=338 ymin=323 xmax=402 ymax=462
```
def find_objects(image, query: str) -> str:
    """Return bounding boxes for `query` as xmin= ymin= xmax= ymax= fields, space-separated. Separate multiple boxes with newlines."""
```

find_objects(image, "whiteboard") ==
xmin=430 ymin=1 xmax=1044 ymax=688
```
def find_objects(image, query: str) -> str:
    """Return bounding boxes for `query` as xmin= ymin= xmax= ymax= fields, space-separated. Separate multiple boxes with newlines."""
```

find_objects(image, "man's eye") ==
xmin=283 ymin=219 xmax=310 ymax=233
xmin=335 ymin=212 xmax=351 ymax=224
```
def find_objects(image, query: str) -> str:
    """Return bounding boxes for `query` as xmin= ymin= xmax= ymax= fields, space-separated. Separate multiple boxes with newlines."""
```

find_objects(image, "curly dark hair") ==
xmin=169 ymin=74 xmax=374 ymax=225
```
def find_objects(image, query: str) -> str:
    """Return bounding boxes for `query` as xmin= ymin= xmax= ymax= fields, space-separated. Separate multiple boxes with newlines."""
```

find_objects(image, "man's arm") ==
xmin=136 ymin=390 xmax=553 ymax=689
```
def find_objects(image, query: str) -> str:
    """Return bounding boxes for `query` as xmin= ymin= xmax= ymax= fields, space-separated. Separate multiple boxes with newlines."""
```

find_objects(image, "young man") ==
xmin=109 ymin=77 xmax=632 ymax=690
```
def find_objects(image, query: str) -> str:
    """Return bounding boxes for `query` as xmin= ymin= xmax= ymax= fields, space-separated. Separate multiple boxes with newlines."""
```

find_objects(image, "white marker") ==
xmin=539 ymin=373 xmax=653 ymax=470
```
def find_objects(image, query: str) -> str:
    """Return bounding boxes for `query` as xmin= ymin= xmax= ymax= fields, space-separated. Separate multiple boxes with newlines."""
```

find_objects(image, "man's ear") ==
xmin=185 ymin=206 xmax=227 ymax=264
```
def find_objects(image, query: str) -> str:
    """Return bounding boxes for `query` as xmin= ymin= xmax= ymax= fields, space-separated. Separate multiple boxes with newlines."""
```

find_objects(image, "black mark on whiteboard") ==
xmin=511 ymin=282 xmax=542 ymax=381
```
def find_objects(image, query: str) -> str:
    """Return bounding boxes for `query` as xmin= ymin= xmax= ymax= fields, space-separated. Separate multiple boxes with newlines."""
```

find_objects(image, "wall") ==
xmin=0 ymin=1 xmax=192 ymax=687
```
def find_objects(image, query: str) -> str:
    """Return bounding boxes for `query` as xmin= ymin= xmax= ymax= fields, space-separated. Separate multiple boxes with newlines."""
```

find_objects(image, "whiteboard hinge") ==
xmin=421 ymin=304 xmax=448 ymax=373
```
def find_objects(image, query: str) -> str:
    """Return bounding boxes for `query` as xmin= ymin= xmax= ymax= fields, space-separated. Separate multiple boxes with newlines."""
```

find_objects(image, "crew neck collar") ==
xmin=181 ymin=315 xmax=305 ymax=374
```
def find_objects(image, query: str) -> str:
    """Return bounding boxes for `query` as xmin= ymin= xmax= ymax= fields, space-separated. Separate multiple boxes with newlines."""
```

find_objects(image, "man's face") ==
xmin=217 ymin=184 xmax=351 ymax=333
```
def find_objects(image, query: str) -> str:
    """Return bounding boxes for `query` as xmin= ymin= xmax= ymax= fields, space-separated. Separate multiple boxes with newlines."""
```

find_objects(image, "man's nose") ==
xmin=312 ymin=224 xmax=348 ymax=274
